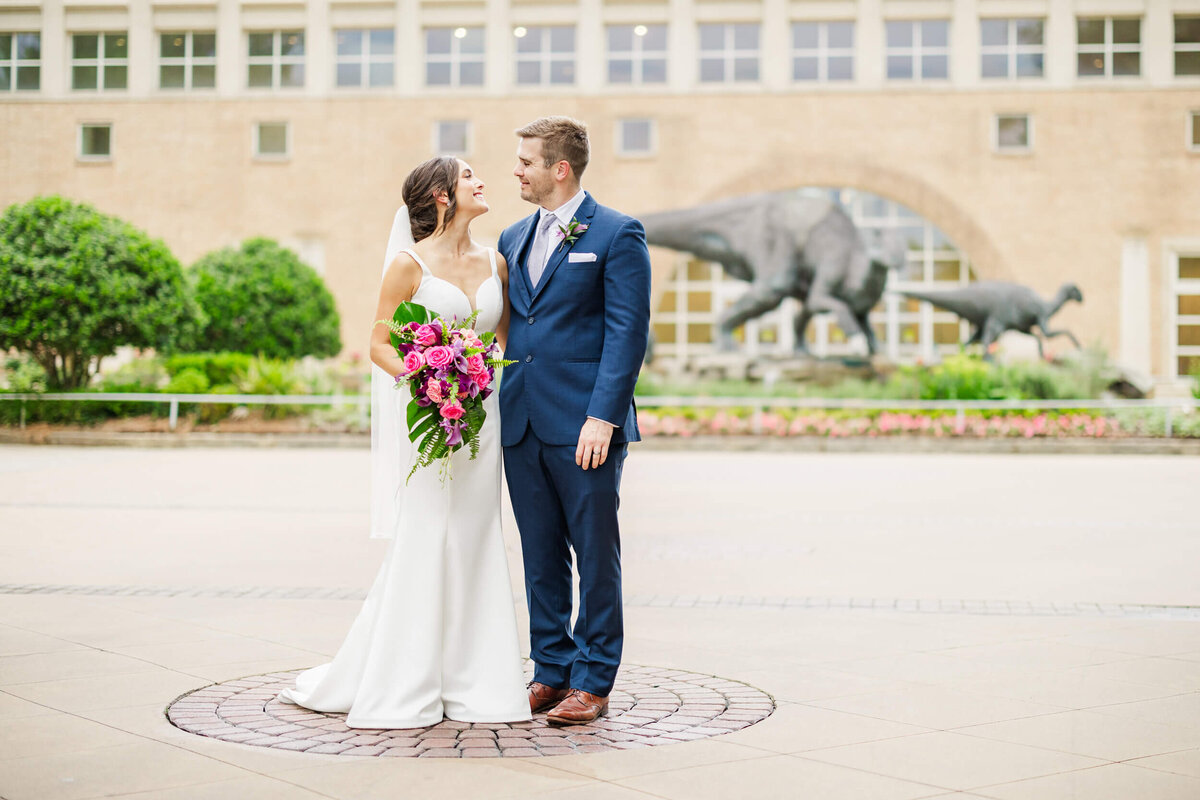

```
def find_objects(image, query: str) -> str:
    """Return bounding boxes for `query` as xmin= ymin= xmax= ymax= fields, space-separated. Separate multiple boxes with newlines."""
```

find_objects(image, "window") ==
xmin=0 ymin=33 xmax=40 ymax=92
xmin=335 ymin=29 xmax=393 ymax=88
xmin=514 ymin=26 xmax=575 ymax=86
xmin=980 ymin=18 xmax=1044 ymax=79
xmin=248 ymin=30 xmax=304 ymax=89
xmin=434 ymin=120 xmax=470 ymax=155
xmin=1077 ymin=18 xmax=1140 ymax=78
xmin=425 ymin=27 xmax=484 ymax=87
xmin=159 ymin=31 xmax=215 ymax=89
xmin=1177 ymin=16 xmax=1200 ymax=76
xmin=617 ymin=118 xmax=654 ymax=156
xmin=79 ymin=123 xmax=112 ymax=159
xmin=1172 ymin=254 xmax=1200 ymax=377
xmin=255 ymin=122 xmax=289 ymax=158
xmin=792 ymin=21 xmax=853 ymax=81
xmin=698 ymin=23 xmax=759 ymax=83
xmin=1191 ymin=111 xmax=1200 ymax=152
xmin=886 ymin=21 xmax=949 ymax=80
xmin=994 ymin=114 xmax=1032 ymax=152
xmin=71 ymin=33 xmax=128 ymax=91
xmin=607 ymin=24 xmax=667 ymax=84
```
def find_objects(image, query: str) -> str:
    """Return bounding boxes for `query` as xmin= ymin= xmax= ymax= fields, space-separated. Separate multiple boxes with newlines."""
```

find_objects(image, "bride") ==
xmin=278 ymin=156 xmax=531 ymax=728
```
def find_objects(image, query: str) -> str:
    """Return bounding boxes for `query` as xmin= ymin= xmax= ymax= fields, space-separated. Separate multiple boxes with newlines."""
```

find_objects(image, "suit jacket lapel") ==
xmin=530 ymin=193 xmax=598 ymax=304
xmin=512 ymin=211 xmax=539 ymax=302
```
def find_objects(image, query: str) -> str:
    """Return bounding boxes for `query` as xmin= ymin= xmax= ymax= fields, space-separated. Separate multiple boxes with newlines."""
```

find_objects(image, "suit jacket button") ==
xmin=527 ymin=316 xmax=535 ymax=324
xmin=525 ymin=355 xmax=533 ymax=363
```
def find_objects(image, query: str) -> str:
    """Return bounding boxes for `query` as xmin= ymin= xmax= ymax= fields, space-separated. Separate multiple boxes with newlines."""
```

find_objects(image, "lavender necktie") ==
xmin=529 ymin=213 xmax=559 ymax=287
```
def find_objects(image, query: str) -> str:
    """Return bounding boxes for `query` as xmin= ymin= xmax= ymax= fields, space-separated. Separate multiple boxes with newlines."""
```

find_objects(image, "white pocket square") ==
xmin=568 ymin=252 xmax=598 ymax=263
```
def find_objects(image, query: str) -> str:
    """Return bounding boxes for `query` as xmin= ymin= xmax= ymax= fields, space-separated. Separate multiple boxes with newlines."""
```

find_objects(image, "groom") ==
xmin=498 ymin=116 xmax=651 ymax=726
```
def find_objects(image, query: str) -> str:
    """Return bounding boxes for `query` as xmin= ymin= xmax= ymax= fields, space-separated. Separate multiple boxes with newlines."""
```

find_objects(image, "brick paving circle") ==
xmin=166 ymin=664 xmax=774 ymax=757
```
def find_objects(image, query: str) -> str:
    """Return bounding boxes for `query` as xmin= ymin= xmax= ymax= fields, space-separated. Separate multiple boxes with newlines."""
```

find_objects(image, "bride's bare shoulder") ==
xmin=382 ymin=251 xmax=423 ymax=295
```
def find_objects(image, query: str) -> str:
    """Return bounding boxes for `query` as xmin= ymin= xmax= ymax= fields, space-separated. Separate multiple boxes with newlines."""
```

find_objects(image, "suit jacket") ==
xmin=497 ymin=192 xmax=651 ymax=447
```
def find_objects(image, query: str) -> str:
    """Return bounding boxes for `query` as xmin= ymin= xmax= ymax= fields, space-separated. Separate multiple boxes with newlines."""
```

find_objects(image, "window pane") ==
xmin=922 ymin=54 xmax=948 ymax=79
xmin=336 ymin=62 xmax=361 ymax=86
xmin=1178 ymin=52 xmax=1200 ymax=77
xmin=369 ymin=29 xmax=393 ymax=55
xmin=1077 ymin=19 xmax=1105 ymax=45
xmin=437 ymin=122 xmax=467 ymax=153
xmin=887 ymin=55 xmax=913 ymax=79
xmin=698 ymin=25 xmax=724 ymax=51
xmin=793 ymin=56 xmax=818 ymax=80
xmin=608 ymin=58 xmax=633 ymax=83
xmin=549 ymin=59 xmax=574 ymax=83
xmin=0 ymin=66 xmax=8 ymax=91
xmin=426 ymin=28 xmax=451 ymax=54
xmin=886 ymin=22 xmax=913 ymax=47
xmin=828 ymin=22 xmax=853 ymax=48
xmin=282 ymin=31 xmax=304 ymax=56
xmin=368 ymin=62 xmax=392 ymax=87
xmin=733 ymin=24 xmax=758 ymax=50
xmin=516 ymin=60 xmax=540 ymax=84
xmin=980 ymin=19 xmax=1007 ymax=46
xmin=249 ymin=33 xmax=273 ymax=57
xmin=608 ymin=25 xmax=633 ymax=51
xmin=828 ymin=55 xmax=853 ymax=80
xmin=1177 ymin=16 xmax=1200 ymax=43
xmin=699 ymin=58 xmax=723 ymax=82
xmin=460 ymin=27 xmax=484 ymax=54
xmin=248 ymin=63 xmax=272 ymax=87
xmin=280 ymin=63 xmax=304 ymax=86
xmin=997 ymin=116 xmax=1029 ymax=147
xmin=643 ymin=25 xmax=667 ymax=50
xmin=0 ymin=34 xmax=9 ymax=60
xmin=258 ymin=123 xmax=287 ymax=155
xmin=1113 ymin=51 xmax=1139 ymax=76
xmin=192 ymin=64 xmax=215 ymax=87
xmin=73 ymin=35 xmax=98 ymax=59
xmin=1112 ymin=19 xmax=1139 ymax=44
xmin=193 ymin=33 xmax=216 ymax=58
xmin=73 ymin=65 xmax=97 ymax=88
xmin=16 ymin=65 xmax=38 ymax=90
xmin=82 ymin=125 xmax=110 ymax=156
xmin=921 ymin=21 xmax=948 ymax=47
xmin=336 ymin=30 xmax=362 ymax=56
xmin=105 ymin=65 xmax=127 ymax=89
xmin=426 ymin=61 xmax=451 ymax=85
xmin=1016 ymin=53 xmax=1044 ymax=77
xmin=1179 ymin=295 xmax=1200 ymax=314
xmin=516 ymin=28 xmax=541 ymax=53
xmin=981 ymin=53 xmax=1008 ymax=78
xmin=161 ymin=33 xmax=185 ymax=58
xmin=1078 ymin=52 xmax=1105 ymax=76
xmin=1180 ymin=257 xmax=1200 ymax=279
xmin=160 ymin=64 xmax=185 ymax=88
xmin=733 ymin=57 xmax=758 ymax=81
xmin=793 ymin=22 xmax=818 ymax=49
xmin=459 ymin=61 xmax=484 ymax=85
xmin=642 ymin=58 xmax=666 ymax=82
xmin=621 ymin=120 xmax=651 ymax=153
xmin=1016 ymin=19 xmax=1044 ymax=45
xmin=16 ymin=32 xmax=40 ymax=60
xmin=549 ymin=26 xmax=574 ymax=53
xmin=1179 ymin=325 xmax=1200 ymax=346
xmin=105 ymin=34 xmax=128 ymax=58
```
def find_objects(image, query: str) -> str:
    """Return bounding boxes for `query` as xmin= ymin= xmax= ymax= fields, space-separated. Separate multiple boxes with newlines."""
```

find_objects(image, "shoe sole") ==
xmin=545 ymin=707 xmax=608 ymax=727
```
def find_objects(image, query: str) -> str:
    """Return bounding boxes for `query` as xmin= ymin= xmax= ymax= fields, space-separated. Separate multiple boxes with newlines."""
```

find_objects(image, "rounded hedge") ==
xmin=189 ymin=238 xmax=341 ymax=359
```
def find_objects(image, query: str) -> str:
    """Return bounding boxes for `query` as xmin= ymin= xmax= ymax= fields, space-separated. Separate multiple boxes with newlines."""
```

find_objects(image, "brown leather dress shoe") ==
xmin=528 ymin=681 xmax=570 ymax=714
xmin=545 ymin=689 xmax=609 ymax=726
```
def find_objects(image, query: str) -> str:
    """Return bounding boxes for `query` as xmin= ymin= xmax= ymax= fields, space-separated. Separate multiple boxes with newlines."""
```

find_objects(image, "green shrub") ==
xmin=235 ymin=357 xmax=301 ymax=418
xmin=197 ymin=383 xmax=240 ymax=424
xmin=100 ymin=356 xmax=167 ymax=392
xmin=0 ymin=196 xmax=204 ymax=389
xmin=165 ymin=352 xmax=252 ymax=386
xmin=910 ymin=353 xmax=1002 ymax=400
xmin=165 ymin=367 xmax=210 ymax=395
xmin=2 ymin=354 xmax=48 ymax=392
xmin=188 ymin=238 xmax=341 ymax=359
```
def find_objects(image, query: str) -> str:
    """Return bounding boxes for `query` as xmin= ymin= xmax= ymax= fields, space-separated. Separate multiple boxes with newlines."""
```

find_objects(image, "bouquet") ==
xmin=376 ymin=302 xmax=513 ymax=481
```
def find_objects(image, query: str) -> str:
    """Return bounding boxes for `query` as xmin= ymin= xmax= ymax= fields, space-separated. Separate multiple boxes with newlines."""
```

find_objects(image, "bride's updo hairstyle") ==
xmin=402 ymin=155 xmax=459 ymax=242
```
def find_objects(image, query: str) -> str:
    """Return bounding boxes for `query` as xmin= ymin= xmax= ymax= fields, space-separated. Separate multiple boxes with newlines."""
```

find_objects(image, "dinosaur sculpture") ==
xmin=898 ymin=282 xmax=1083 ymax=359
xmin=641 ymin=192 xmax=901 ymax=355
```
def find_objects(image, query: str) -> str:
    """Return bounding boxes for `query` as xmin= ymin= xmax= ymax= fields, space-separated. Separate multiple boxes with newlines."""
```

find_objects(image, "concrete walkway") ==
xmin=2 ymin=445 xmax=1199 ymax=799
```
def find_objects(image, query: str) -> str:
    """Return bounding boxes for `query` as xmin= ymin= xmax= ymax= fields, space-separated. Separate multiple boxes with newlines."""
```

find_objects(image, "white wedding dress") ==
xmin=278 ymin=245 xmax=531 ymax=729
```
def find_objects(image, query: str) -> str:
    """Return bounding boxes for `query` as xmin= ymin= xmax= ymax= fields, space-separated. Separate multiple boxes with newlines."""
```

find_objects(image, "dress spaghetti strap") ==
xmin=487 ymin=248 xmax=499 ymax=278
xmin=402 ymin=248 xmax=434 ymax=277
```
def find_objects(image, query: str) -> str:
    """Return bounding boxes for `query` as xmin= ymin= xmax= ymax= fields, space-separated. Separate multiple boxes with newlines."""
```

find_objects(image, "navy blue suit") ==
xmin=498 ymin=192 xmax=651 ymax=696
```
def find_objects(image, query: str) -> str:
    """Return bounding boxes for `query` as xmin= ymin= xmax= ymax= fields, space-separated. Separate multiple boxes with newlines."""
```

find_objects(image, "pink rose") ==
xmin=402 ymin=350 xmax=425 ymax=374
xmin=465 ymin=354 xmax=486 ymax=374
xmin=425 ymin=378 xmax=443 ymax=403
xmin=475 ymin=369 xmax=492 ymax=389
xmin=425 ymin=345 xmax=453 ymax=369
xmin=414 ymin=324 xmax=439 ymax=347
xmin=440 ymin=399 xmax=465 ymax=420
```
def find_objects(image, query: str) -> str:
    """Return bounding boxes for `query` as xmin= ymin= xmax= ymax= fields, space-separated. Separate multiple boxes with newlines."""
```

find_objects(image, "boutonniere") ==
xmin=555 ymin=218 xmax=589 ymax=252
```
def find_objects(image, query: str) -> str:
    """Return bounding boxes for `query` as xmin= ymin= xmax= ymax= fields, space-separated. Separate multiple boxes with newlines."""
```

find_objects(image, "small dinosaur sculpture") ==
xmin=898 ymin=281 xmax=1083 ymax=359
xmin=641 ymin=192 xmax=901 ymax=356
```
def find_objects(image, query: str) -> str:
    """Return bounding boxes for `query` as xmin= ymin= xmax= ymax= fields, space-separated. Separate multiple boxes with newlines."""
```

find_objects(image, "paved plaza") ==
xmin=1 ymin=444 xmax=1200 ymax=799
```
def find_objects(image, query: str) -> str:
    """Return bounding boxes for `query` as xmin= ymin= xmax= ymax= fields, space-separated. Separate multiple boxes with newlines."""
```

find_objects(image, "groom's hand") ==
xmin=576 ymin=418 xmax=615 ymax=471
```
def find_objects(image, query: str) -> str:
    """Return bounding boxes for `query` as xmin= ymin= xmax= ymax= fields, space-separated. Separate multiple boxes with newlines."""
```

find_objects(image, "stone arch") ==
xmin=704 ymin=155 xmax=1008 ymax=282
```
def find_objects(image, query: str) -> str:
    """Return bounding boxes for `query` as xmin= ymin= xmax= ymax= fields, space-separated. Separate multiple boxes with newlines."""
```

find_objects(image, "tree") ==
xmin=0 ymin=196 xmax=203 ymax=390
xmin=189 ymin=238 xmax=341 ymax=359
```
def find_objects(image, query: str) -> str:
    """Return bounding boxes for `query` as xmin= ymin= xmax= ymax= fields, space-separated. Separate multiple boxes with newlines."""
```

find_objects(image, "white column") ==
xmin=576 ymin=0 xmax=602 ymax=92
xmin=857 ymin=0 xmax=884 ymax=88
xmin=761 ymin=0 xmax=789 ymax=92
xmin=1044 ymin=0 xmax=1073 ymax=88
xmin=306 ymin=0 xmax=330 ymax=95
xmin=951 ymin=0 xmax=978 ymax=88
xmin=1143 ymin=2 xmax=1172 ymax=87
xmin=397 ymin=0 xmax=419 ymax=95
xmin=668 ymin=0 xmax=694 ymax=92
xmin=41 ymin=0 xmax=65 ymax=97
xmin=215 ymin=0 xmax=240 ymax=97
xmin=1120 ymin=236 xmax=1151 ymax=374
xmin=128 ymin=0 xmax=153 ymax=97
xmin=484 ymin=0 xmax=508 ymax=96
